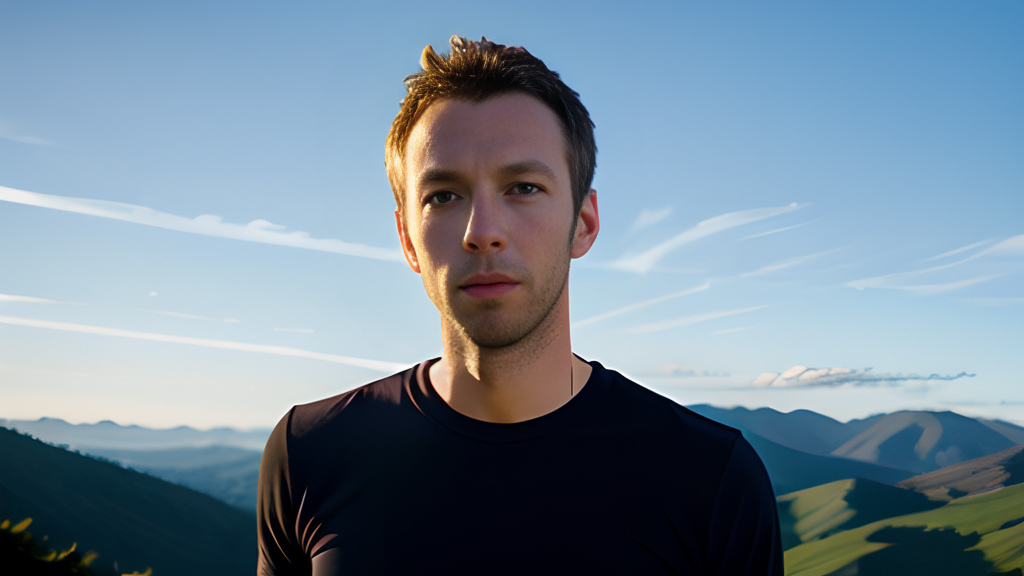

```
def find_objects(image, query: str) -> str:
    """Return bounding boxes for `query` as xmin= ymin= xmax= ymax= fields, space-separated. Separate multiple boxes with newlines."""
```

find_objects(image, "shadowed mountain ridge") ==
xmin=0 ymin=427 xmax=255 ymax=576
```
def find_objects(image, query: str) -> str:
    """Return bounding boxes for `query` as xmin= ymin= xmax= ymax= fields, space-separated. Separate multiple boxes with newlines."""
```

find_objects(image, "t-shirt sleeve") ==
xmin=256 ymin=408 xmax=311 ymax=575
xmin=707 ymin=434 xmax=784 ymax=575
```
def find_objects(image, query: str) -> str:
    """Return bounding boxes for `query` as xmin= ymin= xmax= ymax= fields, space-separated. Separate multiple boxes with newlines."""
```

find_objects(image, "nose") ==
xmin=462 ymin=193 xmax=507 ymax=253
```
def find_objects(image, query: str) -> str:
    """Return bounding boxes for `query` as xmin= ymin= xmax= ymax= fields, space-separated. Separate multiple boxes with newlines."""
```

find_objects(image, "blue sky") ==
xmin=1 ymin=1 xmax=1021 ymax=429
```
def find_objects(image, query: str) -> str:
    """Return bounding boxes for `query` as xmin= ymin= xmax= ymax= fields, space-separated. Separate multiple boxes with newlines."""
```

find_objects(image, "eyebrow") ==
xmin=415 ymin=160 xmax=559 ymax=190
xmin=496 ymin=160 xmax=558 ymax=182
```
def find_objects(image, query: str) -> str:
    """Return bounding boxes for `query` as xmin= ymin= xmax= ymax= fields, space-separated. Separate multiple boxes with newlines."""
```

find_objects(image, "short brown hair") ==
xmin=385 ymin=36 xmax=597 ymax=218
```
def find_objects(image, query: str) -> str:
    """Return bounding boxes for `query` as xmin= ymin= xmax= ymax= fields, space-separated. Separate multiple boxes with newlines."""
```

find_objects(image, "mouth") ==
xmin=459 ymin=273 xmax=520 ymax=299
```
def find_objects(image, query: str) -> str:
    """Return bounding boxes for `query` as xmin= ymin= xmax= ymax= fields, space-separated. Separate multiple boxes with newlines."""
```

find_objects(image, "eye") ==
xmin=510 ymin=183 xmax=541 ymax=196
xmin=426 ymin=190 xmax=455 ymax=205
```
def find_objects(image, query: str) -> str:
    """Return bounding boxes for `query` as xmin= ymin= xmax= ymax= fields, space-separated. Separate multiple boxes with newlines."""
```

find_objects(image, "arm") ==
xmin=707 ymin=434 xmax=784 ymax=575
xmin=257 ymin=408 xmax=311 ymax=575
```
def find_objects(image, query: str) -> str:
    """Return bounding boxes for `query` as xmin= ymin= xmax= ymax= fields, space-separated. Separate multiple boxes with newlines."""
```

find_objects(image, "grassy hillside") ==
xmin=0 ymin=427 xmax=255 ymax=576
xmin=777 ymin=478 xmax=943 ymax=550
xmin=784 ymin=482 xmax=1024 ymax=576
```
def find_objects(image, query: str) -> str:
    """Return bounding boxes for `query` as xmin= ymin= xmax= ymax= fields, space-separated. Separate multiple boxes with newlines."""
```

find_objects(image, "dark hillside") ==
xmin=80 ymin=445 xmax=262 ymax=511
xmin=743 ymin=432 xmax=914 ymax=495
xmin=689 ymin=405 xmax=870 ymax=456
xmin=0 ymin=427 xmax=254 ymax=576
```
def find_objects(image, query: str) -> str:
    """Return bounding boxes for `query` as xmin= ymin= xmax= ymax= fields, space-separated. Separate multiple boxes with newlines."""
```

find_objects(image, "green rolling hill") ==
xmin=0 ymin=427 xmax=255 ymax=576
xmin=782 ymin=481 xmax=1024 ymax=576
xmin=777 ymin=478 xmax=943 ymax=550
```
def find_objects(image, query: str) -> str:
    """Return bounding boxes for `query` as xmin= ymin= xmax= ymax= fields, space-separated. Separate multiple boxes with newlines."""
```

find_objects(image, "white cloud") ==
xmin=848 ymin=275 xmax=1003 ymax=294
xmin=0 ymin=315 xmax=409 ymax=373
xmin=0 ymin=185 xmax=404 ymax=262
xmin=273 ymin=327 xmax=315 ymax=333
xmin=246 ymin=219 xmax=287 ymax=230
xmin=0 ymin=127 xmax=53 ymax=147
xmin=922 ymin=239 xmax=994 ymax=262
xmin=0 ymin=293 xmax=82 ymax=305
xmin=984 ymin=234 xmax=1024 ymax=256
xmin=625 ymin=305 xmax=767 ymax=334
xmin=657 ymin=364 xmax=731 ymax=378
xmin=847 ymin=233 xmax=1022 ymax=294
xmin=740 ymin=221 xmax=812 ymax=241
xmin=627 ymin=207 xmax=673 ymax=235
xmin=571 ymin=282 xmax=710 ymax=329
xmin=149 ymin=292 xmax=159 ymax=296
xmin=737 ymin=250 xmax=831 ymax=278
xmin=609 ymin=203 xmax=802 ymax=274
xmin=753 ymin=365 xmax=975 ymax=388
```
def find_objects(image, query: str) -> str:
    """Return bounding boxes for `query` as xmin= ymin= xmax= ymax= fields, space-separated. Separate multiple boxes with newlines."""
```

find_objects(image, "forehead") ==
xmin=405 ymin=93 xmax=569 ymax=186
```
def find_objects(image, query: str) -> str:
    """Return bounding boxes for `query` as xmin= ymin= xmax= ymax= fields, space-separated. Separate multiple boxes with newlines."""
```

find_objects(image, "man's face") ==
xmin=397 ymin=93 xmax=593 ymax=348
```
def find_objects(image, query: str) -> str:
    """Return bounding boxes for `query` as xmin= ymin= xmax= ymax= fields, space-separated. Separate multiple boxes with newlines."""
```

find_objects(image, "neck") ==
xmin=428 ymin=287 xmax=591 ymax=423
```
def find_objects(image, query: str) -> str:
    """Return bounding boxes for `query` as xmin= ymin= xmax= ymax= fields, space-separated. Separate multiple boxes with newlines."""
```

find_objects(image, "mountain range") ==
xmin=5 ymin=406 xmax=1024 ymax=575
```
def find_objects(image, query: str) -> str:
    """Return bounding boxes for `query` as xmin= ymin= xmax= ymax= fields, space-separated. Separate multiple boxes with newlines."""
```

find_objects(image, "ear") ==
xmin=570 ymin=189 xmax=600 ymax=259
xmin=395 ymin=209 xmax=422 ymax=273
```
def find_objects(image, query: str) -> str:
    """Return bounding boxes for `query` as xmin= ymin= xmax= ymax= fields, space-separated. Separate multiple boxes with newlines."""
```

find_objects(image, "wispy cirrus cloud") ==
xmin=740 ymin=221 xmax=813 ymax=241
xmin=0 ymin=125 xmax=54 ymax=147
xmin=625 ymin=305 xmax=767 ymax=334
xmin=609 ymin=203 xmax=802 ymax=274
xmin=753 ymin=365 xmax=975 ymax=388
xmin=0 ymin=293 xmax=83 ymax=305
xmin=736 ymin=250 xmax=832 ymax=278
xmin=921 ymin=239 xmax=995 ymax=262
xmin=571 ymin=282 xmax=710 ymax=329
xmin=0 ymin=315 xmax=408 ymax=373
xmin=626 ymin=207 xmax=673 ymax=235
xmin=0 ymin=185 xmax=404 ymax=261
xmin=848 ymin=234 xmax=1023 ymax=294
xmin=576 ymin=248 xmax=820 ymax=330
xmin=848 ymin=275 xmax=1003 ymax=294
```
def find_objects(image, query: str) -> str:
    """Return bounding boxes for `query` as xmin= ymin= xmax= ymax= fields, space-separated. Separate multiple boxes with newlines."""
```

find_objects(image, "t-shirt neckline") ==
xmin=408 ymin=355 xmax=610 ymax=444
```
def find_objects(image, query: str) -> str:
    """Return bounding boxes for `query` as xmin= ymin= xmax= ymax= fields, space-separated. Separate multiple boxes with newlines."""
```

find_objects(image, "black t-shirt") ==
xmin=257 ymin=358 xmax=783 ymax=575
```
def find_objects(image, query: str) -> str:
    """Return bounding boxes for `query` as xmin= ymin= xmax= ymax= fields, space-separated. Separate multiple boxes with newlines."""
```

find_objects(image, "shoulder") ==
xmin=598 ymin=362 xmax=742 ymax=452
xmin=279 ymin=364 xmax=416 ymax=443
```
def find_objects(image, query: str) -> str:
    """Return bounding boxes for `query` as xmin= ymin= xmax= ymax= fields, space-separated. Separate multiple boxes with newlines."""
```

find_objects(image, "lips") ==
xmin=459 ymin=273 xmax=519 ymax=299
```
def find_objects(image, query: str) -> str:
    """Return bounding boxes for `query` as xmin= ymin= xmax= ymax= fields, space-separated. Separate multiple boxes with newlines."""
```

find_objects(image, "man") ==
xmin=257 ymin=36 xmax=782 ymax=575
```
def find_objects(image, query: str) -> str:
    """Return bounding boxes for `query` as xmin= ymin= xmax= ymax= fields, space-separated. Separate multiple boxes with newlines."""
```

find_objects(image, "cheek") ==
xmin=517 ymin=204 xmax=574 ymax=249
